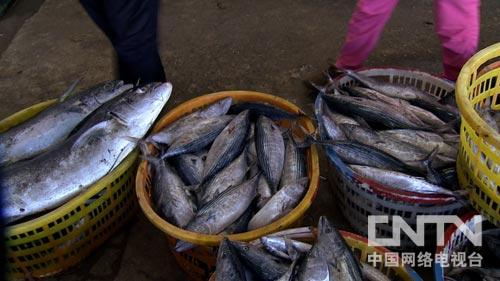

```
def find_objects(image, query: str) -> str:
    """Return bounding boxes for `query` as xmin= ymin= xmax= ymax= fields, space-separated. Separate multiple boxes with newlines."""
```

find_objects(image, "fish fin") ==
xmin=71 ymin=121 xmax=109 ymax=150
xmin=59 ymin=78 xmax=81 ymax=102
xmin=108 ymin=111 xmax=129 ymax=126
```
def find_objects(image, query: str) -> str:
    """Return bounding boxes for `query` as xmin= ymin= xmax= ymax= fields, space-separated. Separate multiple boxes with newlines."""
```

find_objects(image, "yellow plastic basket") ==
xmin=2 ymin=100 xmax=139 ymax=279
xmin=456 ymin=43 xmax=500 ymax=226
xmin=136 ymin=91 xmax=320 ymax=281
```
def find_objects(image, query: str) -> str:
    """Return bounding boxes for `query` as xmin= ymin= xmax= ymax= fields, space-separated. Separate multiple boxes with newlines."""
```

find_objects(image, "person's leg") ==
xmin=434 ymin=0 xmax=480 ymax=81
xmin=80 ymin=0 xmax=114 ymax=42
xmin=336 ymin=0 xmax=399 ymax=69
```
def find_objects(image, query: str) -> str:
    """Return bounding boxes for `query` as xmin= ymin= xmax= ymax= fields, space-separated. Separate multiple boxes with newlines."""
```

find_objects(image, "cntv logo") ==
xmin=368 ymin=215 xmax=483 ymax=247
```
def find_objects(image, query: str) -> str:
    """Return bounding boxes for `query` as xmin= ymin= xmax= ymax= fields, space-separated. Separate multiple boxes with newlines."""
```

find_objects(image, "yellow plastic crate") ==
xmin=456 ymin=43 xmax=500 ymax=226
xmin=1 ymin=100 xmax=139 ymax=279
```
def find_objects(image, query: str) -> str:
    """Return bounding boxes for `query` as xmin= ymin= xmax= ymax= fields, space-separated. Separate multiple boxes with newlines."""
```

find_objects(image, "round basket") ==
xmin=455 ymin=43 xmax=500 ymax=227
xmin=2 ymin=100 xmax=139 ymax=279
xmin=136 ymin=91 xmax=320 ymax=281
xmin=433 ymin=212 xmax=485 ymax=281
xmin=318 ymin=68 xmax=465 ymax=249
xmin=209 ymin=228 xmax=422 ymax=281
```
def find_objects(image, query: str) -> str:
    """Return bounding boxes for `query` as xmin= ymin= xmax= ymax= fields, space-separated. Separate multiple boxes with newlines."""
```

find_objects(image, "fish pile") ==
xmin=214 ymin=216 xmax=390 ymax=281
xmin=141 ymin=97 xmax=310 ymax=251
xmin=444 ymin=224 xmax=500 ymax=281
xmin=314 ymin=68 xmax=462 ymax=199
xmin=1 ymin=81 xmax=172 ymax=224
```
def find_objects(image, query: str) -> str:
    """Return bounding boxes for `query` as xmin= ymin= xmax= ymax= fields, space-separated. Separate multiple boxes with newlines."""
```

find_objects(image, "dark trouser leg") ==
xmin=80 ymin=0 xmax=166 ymax=84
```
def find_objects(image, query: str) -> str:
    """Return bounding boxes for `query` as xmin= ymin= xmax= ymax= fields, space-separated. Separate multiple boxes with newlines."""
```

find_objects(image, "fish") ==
xmin=321 ymin=94 xmax=432 ymax=130
xmin=147 ymin=97 xmax=232 ymax=146
xmin=260 ymin=236 xmax=312 ymax=261
xmin=295 ymin=248 xmax=331 ymax=281
xmin=256 ymin=115 xmax=285 ymax=191
xmin=378 ymin=129 xmax=458 ymax=159
xmin=478 ymin=107 xmax=499 ymax=132
xmin=0 ymin=80 xmax=132 ymax=166
xmin=161 ymin=115 xmax=233 ymax=158
xmin=175 ymin=173 xmax=259 ymax=252
xmin=199 ymin=149 xmax=249 ymax=206
xmin=256 ymin=175 xmax=273 ymax=209
xmin=171 ymin=151 xmax=206 ymax=185
xmin=220 ymin=203 xmax=254 ymax=234
xmin=347 ymin=86 xmax=447 ymax=128
xmin=146 ymin=157 xmax=196 ymax=228
xmin=279 ymin=136 xmax=307 ymax=189
xmin=3 ymin=82 xmax=171 ymax=224
xmin=338 ymin=68 xmax=458 ymax=122
xmin=276 ymin=256 xmax=302 ymax=281
xmin=228 ymin=101 xmax=305 ymax=120
xmin=248 ymin=177 xmax=308 ymax=230
xmin=361 ymin=263 xmax=390 ymax=281
xmin=317 ymin=98 xmax=349 ymax=141
xmin=350 ymin=165 xmax=456 ymax=197
xmin=314 ymin=216 xmax=363 ymax=281
xmin=215 ymin=238 xmax=247 ymax=281
xmin=202 ymin=110 xmax=250 ymax=181
xmin=340 ymin=124 xmax=454 ymax=170
xmin=446 ymin=267 xmax=500 ymax=281
xmin=230 ymin=240 xmax=289 ymax=281
xmin=320 ymin=140 xmax=413 ymax=173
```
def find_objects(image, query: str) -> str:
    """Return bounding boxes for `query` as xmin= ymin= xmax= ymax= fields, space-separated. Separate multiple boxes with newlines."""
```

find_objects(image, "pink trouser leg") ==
xmin=435 ymin=0 xmax=480 ymax=81
xmin=335 ymin=0 xmax=399 ymax=69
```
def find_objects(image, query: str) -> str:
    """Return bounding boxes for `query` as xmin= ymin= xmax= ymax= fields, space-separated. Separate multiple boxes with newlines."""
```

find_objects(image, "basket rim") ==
xmin=2 ymin=100 xmax=139 ymax=235
xmin=136 ymin=90 xmax=320 ymax=246
xmin=456 ymin=43 xmax=500 ymax=148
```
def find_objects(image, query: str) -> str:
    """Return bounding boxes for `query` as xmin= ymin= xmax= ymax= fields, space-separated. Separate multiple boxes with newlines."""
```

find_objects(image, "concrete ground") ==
xmin=1 ymin=0 xmax=499 ymax=280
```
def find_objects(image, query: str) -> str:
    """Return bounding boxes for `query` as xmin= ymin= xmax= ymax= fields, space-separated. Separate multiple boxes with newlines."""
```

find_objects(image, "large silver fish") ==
xmin=175 ymin=173 xmax=258 ymax=252
xmin=2 ymin=83 xmax=171 ymax=224
xmin=256 ymin=115 xmax=285 ymax=192
xmin=172 ymin=151 xmax=206 ymax=186
xmin=202 ymin=110 xmax=250 ymax=181
xmin=0 ymin=80 xmax=132 ymax=166
xmin=248 ymin=178 xmax=308 ymax=230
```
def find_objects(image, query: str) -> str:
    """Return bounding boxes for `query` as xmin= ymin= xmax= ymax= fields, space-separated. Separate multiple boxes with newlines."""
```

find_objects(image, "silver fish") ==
xmin=230 ymin=240 xmax=289 ymax=281
xmin=215 ymin=238 xmax=247 ymax=281
xmin=172 ymin=151 xmax=206 ymax=185
xmin=342 ymin=69 xmax=458 ymax=122
xmin=260 ymin=236 xmax=312 ymax=261
xmin=202 ymin=110 xmax=250 ymax=181
xmin=317 ymin=97 xmax=348 ymax=141
xmin=175 ymin=173 xmax=258 ymax=252
xmin=147 ymin=157 xmax=196 ymax=228
xmin=350 ymin=165 xmax=456 ymax=196
xmin=315 ymin=216 xmax=363 ymax=281
xmin=248 ymin=178 xmax=308 ymax=230
xmin=199 ymin=149 xmax=248 ymax=206
xmin=0 ymin=80 xmax=131 ymax=166
xmin=3 ymin=83 xmax=171 ymax=223
xmin=340 ymin=124 xmax=454 ymax=170
xmin=295 ymin=249 xmax=331 ymax=281
xmin=276 ymin=257 xmax=302 ymax=281
xmin=378 ymin=129 xmax=458 ymax=159
xmin=161 ymin=115 xmax=233 ymax=158
xmin=220 ymin=204 xmax=254 ymax=234
xmin=147 ymin=97 xmax=232 ymax=146
xmin=279 ymin=136 xmax=307 ymax=189
xmin=256 ymin=115 xmax=285 ymax=191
